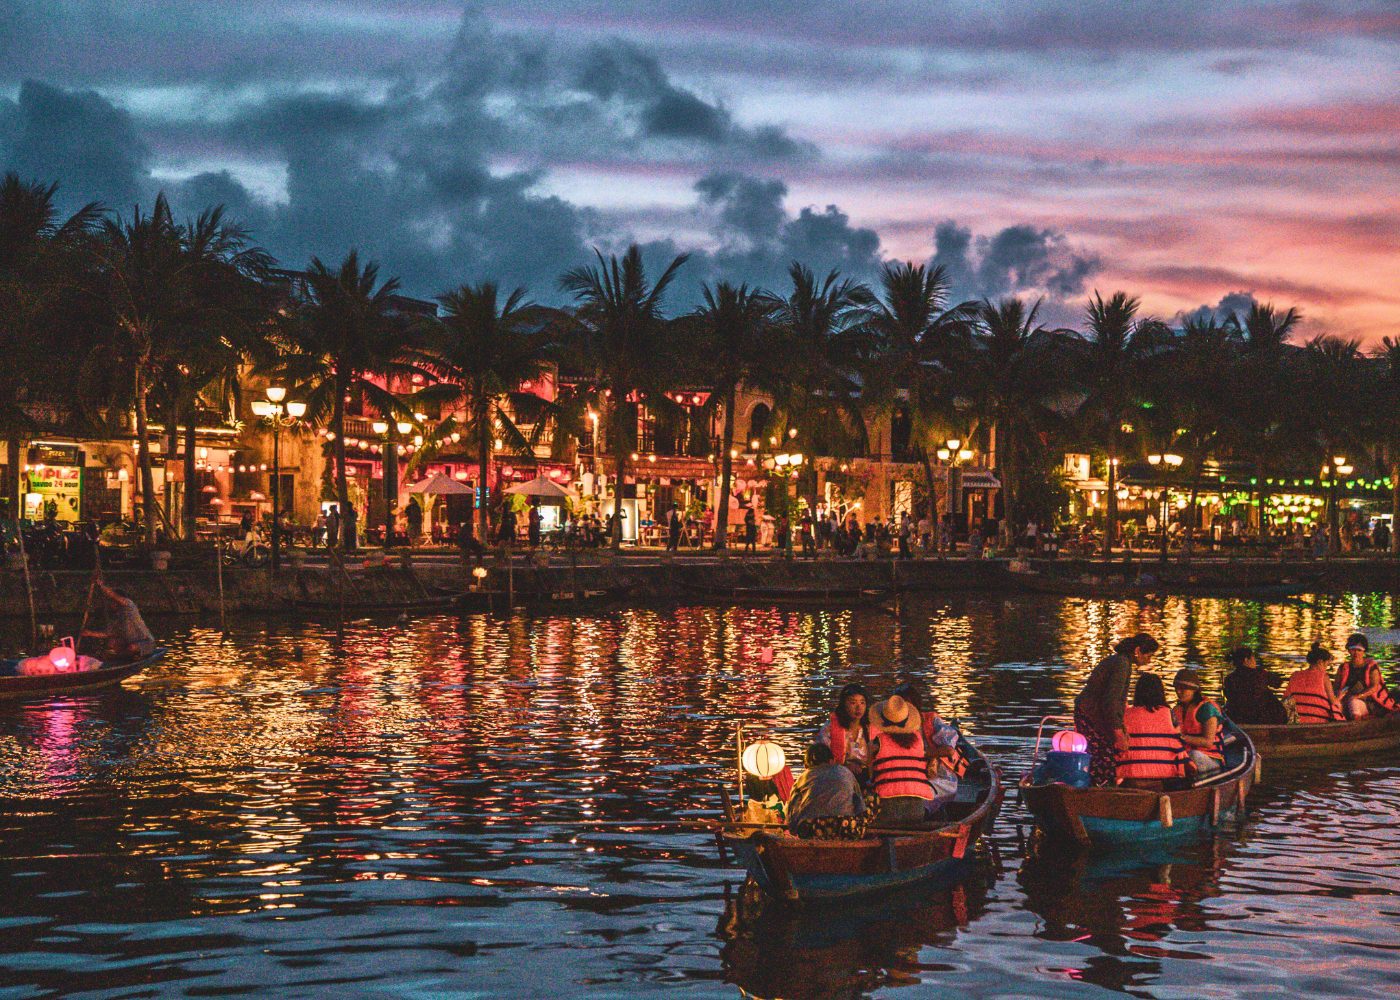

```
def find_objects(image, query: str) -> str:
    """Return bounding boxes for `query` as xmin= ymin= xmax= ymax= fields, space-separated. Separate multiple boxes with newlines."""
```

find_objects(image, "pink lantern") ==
xmin=1052 ymin=730 xmax=1088 ymax=754
xmin=48 ymin=645 xmax=76 ymax=672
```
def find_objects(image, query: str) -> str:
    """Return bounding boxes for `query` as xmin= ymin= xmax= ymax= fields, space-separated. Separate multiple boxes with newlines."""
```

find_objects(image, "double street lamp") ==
xmin=249 ymin=386 xmax=306 ymax=571
xmin=1324 ymin=454 xmax=1353 ymax=554
xmin=936 ymin=438 xmax=974 ymax=535
xmin=1147 ymin=452 xmax=1183 ymax=559
xmin=372 ymin=418 xmax=414 ymax=548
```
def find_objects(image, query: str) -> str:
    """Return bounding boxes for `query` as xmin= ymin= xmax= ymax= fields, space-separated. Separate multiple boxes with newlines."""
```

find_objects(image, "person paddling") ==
xmin=1074 ymin=633 xmax=1160 ymax=786
xmin=79 ymin=577 xmax=155 ymax=661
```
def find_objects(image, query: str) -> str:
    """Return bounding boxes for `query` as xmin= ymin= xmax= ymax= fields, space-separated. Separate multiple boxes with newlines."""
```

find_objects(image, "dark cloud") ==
xmin=1179 ymin=291 xmax=1259 ymax=326
xmin=930 ymin=220 xmax=1103 ymax=304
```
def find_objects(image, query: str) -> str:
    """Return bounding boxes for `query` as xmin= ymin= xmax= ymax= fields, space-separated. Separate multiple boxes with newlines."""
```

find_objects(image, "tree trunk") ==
xmin=713 ymin=385 xmax=735 ymax=551
xmin=477 ymin=398 xmax=491 ymax=545
xmin=6 ymin=436 xmax=23 ymax=519
xmin=333 ymin=372 xmax=350 ymax=547
xmin=611 ymin=403 xmax=628 ymax=550
xmin=134 ymin=357 xmax=158 ymax=547
xmin=1103 ymin=431 xmax=1118 ymax=559
xmin=183 ymin=409 xmax=197 ymax=541
xmin=1392 ymin=460 xmax=1399 ymax=555
xmin=1184 ymin=462 xmax=1202 ymax=563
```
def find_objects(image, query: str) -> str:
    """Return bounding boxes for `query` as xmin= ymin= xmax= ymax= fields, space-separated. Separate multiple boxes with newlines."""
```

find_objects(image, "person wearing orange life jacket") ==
xmin=866 ymin=695 xmax=934 ymax=826
xmin=1172 ymin=668 xmax=1225 ymax=775
xmin=893 ymin=680 xmax=962 ymax=809
xmin=1334 ymin=633 xmax=1398 ymax=720
xmin=816 ymin=683 xmax=869 ymax=777
xmin=1285 ymin=643 xmax=1344 ymax=724
xmin=1117 ymin=672 xmax=1188 ymax=788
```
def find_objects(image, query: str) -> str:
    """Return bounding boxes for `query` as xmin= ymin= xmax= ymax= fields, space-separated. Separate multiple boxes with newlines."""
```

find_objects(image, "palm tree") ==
xmin=692 ymin=281 xmax=780 ymax=550
xmin=273 ymin=252 xmax=420 ymax=548
xmin=416 ymin=282 xmax=557 ymax=544
xmin=559 ymin=245 xmax=689 ymax=548
xmin=1374 ymin=337 xmax=1400 ymax=553
xmin=1072 ymin=291 xmax=1170 ymax=556
xmin=769 ymin=263 xmax=871 ymax=520
xmin=966 ymin=297 xmax=1073 ymax=534
xmin=0 ymin=174 xmax=102 ymax=519
xmin=96 ymin=194 xmax=272 ymax=546
xmin=1233 ymin=301 xmax=1302 ymax=530
xmin=1296 ymin=335 xmax=1372 ymax=553
xmin=859 ymin=261 xmax=978 ymax=519
xmin=1238 ymin=301 xmax=1302 ymax=352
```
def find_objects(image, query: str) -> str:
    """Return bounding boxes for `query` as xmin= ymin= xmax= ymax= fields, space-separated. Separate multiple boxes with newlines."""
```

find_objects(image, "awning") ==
xmin=959 ymin=471 xmax=1002 ymax=490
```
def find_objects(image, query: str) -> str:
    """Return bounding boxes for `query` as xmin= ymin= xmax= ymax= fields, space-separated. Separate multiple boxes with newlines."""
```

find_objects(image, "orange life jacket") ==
xmin=1174 ymin=698 xmax=1225 ymax=760
xmin=1336 ymin=657 xmax=1399 ymax=712
xmin=871 ymin=732 xmax=934 ymax=800
xmin=920 ymin=711 xmax=968 ymax=777
xmin=1116 ymin=706 xmax=1188 ymax=781
xmin=1286 ymin=667 xmax=1340 ymax=723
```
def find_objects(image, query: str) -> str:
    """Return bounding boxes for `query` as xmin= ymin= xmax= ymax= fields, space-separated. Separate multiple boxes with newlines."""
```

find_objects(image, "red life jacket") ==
xmin=1337 ymin=658 xmax=1399 ymax=712
xmin=1174 ymin=698 xmax=1225 ymax=760
xmin=1116 ymin=706 xmax=1188 ymax=781
xmin=826 ymin=712 xmax=847 ymax=764
xmin=1286 ymin=667 xmax=1340 ymax=723
xmin=871 ymin=732 xmax=934 ymax=800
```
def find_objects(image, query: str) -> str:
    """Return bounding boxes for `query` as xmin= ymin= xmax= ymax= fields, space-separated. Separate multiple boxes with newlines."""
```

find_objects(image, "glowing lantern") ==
xmin=1052 ymin=730 xmax=1088 ymax=754
xmin=472 ymin=566 xmax=488 ymax=580
xmin=48 ymin=644 xmax=75 ymax=672
xmin=742 ymin=740 xmax=786 ymax=780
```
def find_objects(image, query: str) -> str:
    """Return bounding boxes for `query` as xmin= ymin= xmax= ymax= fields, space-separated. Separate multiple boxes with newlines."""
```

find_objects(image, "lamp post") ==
xmin=1146 ymin=452 xmax=1182 ymax=560
xmin=249 ymin=386 xmax=306 ymax=572
xmin=1324 ymin=455 xmax=1352 ymax=555
xmin=935 ymin=438 xmax=973 ymax=549
xmin=372 ymin=418 xmax=415 ymax=548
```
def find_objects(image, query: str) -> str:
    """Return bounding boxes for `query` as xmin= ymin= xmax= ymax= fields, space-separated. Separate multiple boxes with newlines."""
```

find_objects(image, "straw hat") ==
xmin=869 ymin=695 xmax=921 ymax=735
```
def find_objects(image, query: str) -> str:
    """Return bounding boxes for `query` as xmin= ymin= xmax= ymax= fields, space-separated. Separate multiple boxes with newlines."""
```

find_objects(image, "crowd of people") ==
xmin=781 ymin=680 xmax=966 ymax=839
xmin=1072 ymin=631 xmax=1399 ymax=788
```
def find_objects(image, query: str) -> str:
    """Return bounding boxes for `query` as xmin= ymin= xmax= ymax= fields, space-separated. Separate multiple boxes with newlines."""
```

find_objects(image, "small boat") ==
xmin=1240 ymin=712 xmax=1400 ymax=761
xmin=720 ymin=734 xmax=1002 ymax=902
xmin=682 ymin=582 xmax=894 ymax=608
xmin=1019 ymin=715 xmax=1258 ymax=848
xmin=0 ymin=648 xmax=165 ymax=701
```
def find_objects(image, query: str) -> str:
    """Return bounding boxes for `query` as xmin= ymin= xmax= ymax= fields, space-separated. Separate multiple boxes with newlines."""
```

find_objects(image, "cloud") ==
xmin=1179 ymin=291 xmax=1259 ymax=326
xmin=930 ymin=220 xmax=1103 ymax=304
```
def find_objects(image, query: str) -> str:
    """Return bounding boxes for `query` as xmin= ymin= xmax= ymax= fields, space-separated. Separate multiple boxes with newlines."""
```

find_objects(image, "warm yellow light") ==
xmin=958 ymin=449 xmax=973 ymax=462
xmin=1148 ymin=454 xmax=1162 ymax=465
xmin=396 ymin=421 xmax=413 ymax=435
xmin=730 ymin=448 xmax=739 ymax=459
xmin=936 ymin=448 xmax=951 ymax=461
xmin=750 ymin=439 xmax=760 ymax=450
xmin=768 ymin=435 xmax=778 ymax=446
xmin=741 ymin=740 xmax=786 ymax=779
xmin=788 ymin=427 xmax=798 ymax=439
xmin=286 ymin=401 xmax=307 ymax=418
xmin=791 ymin=453 xmax=804 ymax=466
xmin=946 ymin=438 xmax=961 ymax=450
xmin=1333 ymin=455 xmax=1347 ymax=467
xmin=251 ymin=400 xmax=273 ymax=417
xmin=371 ymin=420 xmax=389 ymax=435
xmin=265 ymin=385 xmax=287 ymax=403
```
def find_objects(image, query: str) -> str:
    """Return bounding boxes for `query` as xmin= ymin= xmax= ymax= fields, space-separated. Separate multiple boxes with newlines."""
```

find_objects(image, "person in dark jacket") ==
xmin=787 ymin=743 xmax=878 ymax=840
xmin=1074 ymin=632 xmax=1160 ymax=786
xmin=1221 ymin=646 xmax=1287 ymax=725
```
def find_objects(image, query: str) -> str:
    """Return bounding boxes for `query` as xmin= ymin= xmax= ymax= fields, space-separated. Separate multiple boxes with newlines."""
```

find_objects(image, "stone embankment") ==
xmin=1 ymin=552 xmax=1396 ymax=620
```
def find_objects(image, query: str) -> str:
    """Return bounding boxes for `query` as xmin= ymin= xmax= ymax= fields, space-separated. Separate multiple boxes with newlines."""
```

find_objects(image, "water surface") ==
xmin=1 ymin=592 xmax=1397 ymax=998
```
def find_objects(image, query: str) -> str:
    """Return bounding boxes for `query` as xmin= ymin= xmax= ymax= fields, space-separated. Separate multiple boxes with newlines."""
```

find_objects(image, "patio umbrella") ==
xmin=406 ymin=472 xmax=474 ymax=495
xmin=504 ymin=475 xmax=577 ymax=501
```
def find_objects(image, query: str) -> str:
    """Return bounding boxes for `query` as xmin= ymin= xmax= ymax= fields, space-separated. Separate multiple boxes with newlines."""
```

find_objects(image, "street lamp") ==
xmin=250 ymin=387 xmax=305 ymax=571
xmin=1324 ymin=455 xmax=1352 ymax=554
xmin=371 ymin=418 xmax=414 ymax=548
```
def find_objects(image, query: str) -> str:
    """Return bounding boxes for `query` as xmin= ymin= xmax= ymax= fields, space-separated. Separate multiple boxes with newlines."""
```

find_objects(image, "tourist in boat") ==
xmin=892 ymin=680 xmax=961 ymax=807
xmin=1222 ymin=646 xmax=1288 ymax=725
xmin=80 ymin=578 xmax=156 ymax=661
xmin=1074 ymin=633 xmax=1161 ymax=786
xmin=1172 ymin=668 xmax=1225 ymax=775
xmin=1284 ymin=643 xmax=1344 ymax=723
xmin=1117 ymin=672 xmax=1188 ymax=787
xmin=866 ymin=695 xmax=934 ymax=825
xmin=786 ymin=743 xmax=879 ymax=839
xmin=816 ymin=683 xmax=869 ymax=775
xmin=1334 ymin=633 xmax=1398 ymax=719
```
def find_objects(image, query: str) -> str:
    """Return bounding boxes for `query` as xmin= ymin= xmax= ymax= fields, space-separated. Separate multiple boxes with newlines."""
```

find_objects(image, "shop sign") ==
xmin=24 ymin=464 xmax=82 ymax=522
xmin=28 ymin=443 xmax=82 ymax=467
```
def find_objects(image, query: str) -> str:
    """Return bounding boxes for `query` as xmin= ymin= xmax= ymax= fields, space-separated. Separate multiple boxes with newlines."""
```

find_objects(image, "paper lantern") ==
xmin=1052 ymin=730 xmax=1088 ymax=754
xmin=471 ymin=566 xmax=488 ymax=580
xmin=742 ymin=740 xmax=786 ymax=779
xmin=48 ymin=645 xmax=75 ymax=672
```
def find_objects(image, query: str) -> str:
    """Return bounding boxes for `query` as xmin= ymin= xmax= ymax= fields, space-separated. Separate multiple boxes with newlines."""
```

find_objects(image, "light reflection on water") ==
xmin=0 ymin=592 xmax=1397 ymax=998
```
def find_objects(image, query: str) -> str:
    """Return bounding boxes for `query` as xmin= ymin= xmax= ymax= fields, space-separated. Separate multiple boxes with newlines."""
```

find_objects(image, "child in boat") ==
xmin=1117 ymin=672 xmax=1188 ymax=788
xmin=1335 ymin=633 xmax=1398 ymax=719
xmin=787 ymin=743 xmax=879 ymax=840
xmin=1284 ymin=643 xmax=1344 ymax=724
xmin=1172 ymin=668 xmax=1226 ymax=775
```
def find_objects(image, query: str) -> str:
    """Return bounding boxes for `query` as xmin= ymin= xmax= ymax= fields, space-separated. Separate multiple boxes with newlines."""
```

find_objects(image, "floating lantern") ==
xmin=742 ymin=740 xmax=786 ymax=780
xmin=1052 ymin=730 xmax=1088 ymax=754
xmin=757 ymin=645 xmax=775 ymax=664
xmin=48 ymin=645 xmax=75 ymax=672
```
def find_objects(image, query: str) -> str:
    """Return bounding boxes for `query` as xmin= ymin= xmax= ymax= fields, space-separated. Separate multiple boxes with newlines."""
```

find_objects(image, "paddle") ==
xmin=75 ymin=549 xmax=102 ymax=656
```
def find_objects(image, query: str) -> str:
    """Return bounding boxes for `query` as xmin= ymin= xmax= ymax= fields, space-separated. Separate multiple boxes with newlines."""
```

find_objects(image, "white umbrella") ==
xmin=504 ymin=475 xmax=577 ymax=501
xmin=406 ymin=472 xmax=474 ymax=495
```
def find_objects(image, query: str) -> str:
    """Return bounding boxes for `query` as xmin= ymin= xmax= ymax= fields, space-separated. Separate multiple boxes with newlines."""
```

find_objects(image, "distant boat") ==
xmin=1020 ymin=718 xmax=1258 ymax=848
xmin=719 ymin=735 xmax=1002 ymax=902
xmin=0 ymin=648 xmax=164 ymax=701
xmin=1241 ymin=712 xmax=1400 ymax=761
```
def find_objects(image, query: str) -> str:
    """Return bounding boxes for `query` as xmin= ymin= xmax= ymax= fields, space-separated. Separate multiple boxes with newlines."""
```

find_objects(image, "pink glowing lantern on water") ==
xmin=48 ymin=646 xmax=76 ymax=672
xmin=757 ymin=645 xmax=775 ymax=665
xmin=1052 ymin=730 xmax=1088 ymax=754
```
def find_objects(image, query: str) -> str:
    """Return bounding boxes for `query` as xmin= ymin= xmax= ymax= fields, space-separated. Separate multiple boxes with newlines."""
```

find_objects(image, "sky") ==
xmin=2 ymin=0 xmax=1397 ymax=338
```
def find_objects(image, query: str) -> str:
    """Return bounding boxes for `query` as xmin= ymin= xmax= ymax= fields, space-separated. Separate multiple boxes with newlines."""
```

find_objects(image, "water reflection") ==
xmin=0 ymin=592 xmax=1396 ymax=996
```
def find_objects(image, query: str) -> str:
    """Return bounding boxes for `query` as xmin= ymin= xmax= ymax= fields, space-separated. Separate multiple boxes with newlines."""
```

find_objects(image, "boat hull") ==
xmin=1241 ymin=712 xmax=1400 ymax=761
xmin=721 ymin=739 xmax=1001 ymax=903
xmin=0 ymin=649 xmax=164 ymax=701
xmin=1021 ymin=728 xmax=1257 ymax=848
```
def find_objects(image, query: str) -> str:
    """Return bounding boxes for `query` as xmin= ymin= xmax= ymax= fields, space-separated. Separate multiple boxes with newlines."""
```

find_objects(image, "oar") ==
xmin=75 ymin=548 xmax=102 ymax=655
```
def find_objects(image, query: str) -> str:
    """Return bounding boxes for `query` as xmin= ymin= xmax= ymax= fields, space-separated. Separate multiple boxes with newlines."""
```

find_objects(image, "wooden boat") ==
xmin=720 ymin=734 xmax=1002 ymax=902
xmin=0 ymin=648 xmax=164 ymax=701
xmin=682 ymin=582 xmax=894 ymax=608
xmin=1020 ymin=715 xmax=1258 ymax=848
xmin=1241 ymin=711 xmax=1400 ymax=761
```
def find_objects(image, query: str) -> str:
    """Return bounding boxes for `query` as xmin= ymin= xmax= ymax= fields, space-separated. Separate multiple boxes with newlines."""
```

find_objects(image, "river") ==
xmin=1 ymin=592 xmax=1397 ymax=998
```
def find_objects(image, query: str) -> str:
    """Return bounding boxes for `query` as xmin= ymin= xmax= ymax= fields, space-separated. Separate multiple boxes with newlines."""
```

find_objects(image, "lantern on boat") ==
xmin=1052 ymin=729 xmax=1088 ymax=754
xmin=742 ymin=740 xmax=786 ymax=779
xmin=48 ymin=645 xmax=76 ymax=672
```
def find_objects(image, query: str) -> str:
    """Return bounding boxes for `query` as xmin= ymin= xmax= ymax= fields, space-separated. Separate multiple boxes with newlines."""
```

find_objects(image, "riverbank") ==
xmin=4 ymin=550 xmax=1400 ymax=619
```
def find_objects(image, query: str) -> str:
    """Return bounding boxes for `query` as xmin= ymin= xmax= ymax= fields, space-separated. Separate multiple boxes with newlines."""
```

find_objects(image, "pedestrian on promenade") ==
xmin=667 ymin=505 xmax=682 ymax=551
xmin=743 ymin=506 xmax=757 ymax=553
xmin=405 ymin=498 xmax=424 ymax=546
xmin=499 ymin=504 xmax=518 ymax=546
xmin=527 ymin=503 xmax=541 ymax=548
xmin=325 ymin=505 xmax=340 ymax=549
xmin=800 ymin=511 xmax=815 ymax=558
xmin=776 ymin=512 xmax=791 ymax=555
